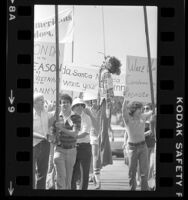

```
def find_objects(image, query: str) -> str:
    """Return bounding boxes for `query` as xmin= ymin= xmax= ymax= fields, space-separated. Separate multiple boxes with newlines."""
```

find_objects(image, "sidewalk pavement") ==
xmin=88 ymin=157 xmax=131 ymax=190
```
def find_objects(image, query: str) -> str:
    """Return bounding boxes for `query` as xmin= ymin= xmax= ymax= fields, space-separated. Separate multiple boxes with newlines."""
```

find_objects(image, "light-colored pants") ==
xmin=148 ymin=146 xmax=155 ymax=180
xmin=89 ymin=143 xmax=101 ymax=176
xmin=92 ymin=144 xmax=101 ymax=175
xmin=150 ymin=144 xmax=156 ymax=184
xmin=53 ymin=146 xmax=76 ymax=190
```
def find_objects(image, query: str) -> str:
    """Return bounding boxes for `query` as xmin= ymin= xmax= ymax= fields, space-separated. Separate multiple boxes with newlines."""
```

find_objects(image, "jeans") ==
xmin=53 ymin=146 xmax=77 ymax=190
xmin=127 ymin=142 xmax=149 ymax=190
xmin=71 ymin=143 xmax=92 ymax=190
xmin=33 ymin=140 xmax=50 ymax=189
xmin=137 ymin=146 xmax=154 ymax=182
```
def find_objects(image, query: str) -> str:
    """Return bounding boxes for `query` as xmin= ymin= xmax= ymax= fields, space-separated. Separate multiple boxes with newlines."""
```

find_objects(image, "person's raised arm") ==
xmin=122 ymin=95 xmax=130 ymax=125
xmin=122 ymin=128 xmax=128 ymax=149
xmin=76 ymin=114 xmax=92 ymax=139
xmin=142 ymin=110 xmax=153 ymax=122
xmin=82 ymin=107 xmax=98 ymax=132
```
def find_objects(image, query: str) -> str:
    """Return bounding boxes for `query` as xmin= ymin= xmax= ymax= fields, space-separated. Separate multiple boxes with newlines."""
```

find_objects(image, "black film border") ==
xmin=5 ymin=0 xmax=185 ymax=197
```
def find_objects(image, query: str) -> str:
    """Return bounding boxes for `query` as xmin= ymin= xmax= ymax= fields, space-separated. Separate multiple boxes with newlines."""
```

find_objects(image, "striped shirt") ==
xmin=99 ymin=67 xmax=114 ymax=105
xmin=57 ymin=114 xmax=81 ymax=149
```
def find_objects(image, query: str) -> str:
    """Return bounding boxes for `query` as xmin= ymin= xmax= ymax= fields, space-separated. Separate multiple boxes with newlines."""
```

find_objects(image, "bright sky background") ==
xmin=35 ymin=5 xmax=157 ymax=73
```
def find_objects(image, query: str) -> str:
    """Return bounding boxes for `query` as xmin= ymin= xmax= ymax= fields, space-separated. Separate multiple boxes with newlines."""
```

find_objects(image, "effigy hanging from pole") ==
xmin=98 ymin=56 xmax=122 ymax=167
xmin=97 ymin=6 xmax=122 ymax=167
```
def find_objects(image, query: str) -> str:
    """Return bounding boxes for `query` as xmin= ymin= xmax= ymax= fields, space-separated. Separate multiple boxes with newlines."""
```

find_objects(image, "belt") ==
xmin=76 ymin=142 xmax=90 ymax=146
xmin=128 ymin=141 xmax=146 ymax=147
xmin=76 ymin=143 xmax=91 ymax=148
xmin=58 ymin=144 xmax=76 ymax=149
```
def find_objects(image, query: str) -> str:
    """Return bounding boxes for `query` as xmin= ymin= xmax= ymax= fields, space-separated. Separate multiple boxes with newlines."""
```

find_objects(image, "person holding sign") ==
xmin=71 ymin=98 xmax=94 ymax=190
xmin=122 ymin=89 xmax=154 ymax=191
xmin=33 ymin=93 xmax=56 ymax=189
xmin=53 ymin=94 xmax=81 ymax=190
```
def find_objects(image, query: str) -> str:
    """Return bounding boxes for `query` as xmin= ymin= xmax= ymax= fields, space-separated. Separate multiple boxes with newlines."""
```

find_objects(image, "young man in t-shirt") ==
xmin=122 ymin=96 xmax=153 ymax=191
xmin=54 ymin=94 xmax=81 ymax=190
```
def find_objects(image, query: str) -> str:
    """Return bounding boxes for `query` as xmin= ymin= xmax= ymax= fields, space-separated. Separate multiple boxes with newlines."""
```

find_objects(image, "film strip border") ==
xmin=6 ymin=0 xmax=184 ymax=197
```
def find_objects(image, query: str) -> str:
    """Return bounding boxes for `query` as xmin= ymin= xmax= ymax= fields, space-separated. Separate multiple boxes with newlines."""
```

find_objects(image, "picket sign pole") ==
xmin=97 ymin=6 xmax=107 ymax=106
xmin=55 ymin=5 xmax=60 ymax=121
xmin=72 ymin=6 xmax=75 ymax=63
xmin=71 ymin=6 xmax=75 ymax=99
xmin=102 ymin=6 xmax=106 ymax=58
xmin=143 ymin=6 xmax=155 ymax=112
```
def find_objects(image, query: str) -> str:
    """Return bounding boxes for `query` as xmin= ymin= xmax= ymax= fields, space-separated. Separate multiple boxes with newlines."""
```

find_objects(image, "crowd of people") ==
xmin=33 ymin=56 xmax=156 ymax=191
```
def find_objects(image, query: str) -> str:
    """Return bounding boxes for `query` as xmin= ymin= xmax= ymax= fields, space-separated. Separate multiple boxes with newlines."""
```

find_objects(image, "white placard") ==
xmin=34 ymin=6 xmax=73 ymax=43
xmin=34 ymin=42 xmax=65 ymax=102
xmin=60 ymin=63 xmax=126 ymax=97
xmin=125 ymin=55 xmax=157 ymax=103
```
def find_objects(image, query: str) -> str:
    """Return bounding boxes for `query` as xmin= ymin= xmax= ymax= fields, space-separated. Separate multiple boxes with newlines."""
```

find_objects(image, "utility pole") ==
xmin=143 ymin=6 xmax=155 ymax=112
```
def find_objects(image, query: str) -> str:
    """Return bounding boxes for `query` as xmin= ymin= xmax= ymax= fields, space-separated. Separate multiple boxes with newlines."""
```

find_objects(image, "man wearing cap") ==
xmin=122 ymin=91 xmax=154 ymax=191
xmin=71 ymin=98 xmax=93 ymax=190
xmin=33 ymin=93 xmax=56 ymax=189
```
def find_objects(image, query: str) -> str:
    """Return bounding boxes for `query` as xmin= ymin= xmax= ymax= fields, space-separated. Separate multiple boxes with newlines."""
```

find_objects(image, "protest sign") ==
xmin=34 ymin=6 xmax=73 ymax=43
xmin=34 ymin=42 xmax=65 ymax=102
xmin=60 ymin=64 xmax=99 ymax=94
xmin=35 ymin=52 xmax=157 ymax=103
xmin=34 ymin=6 xmax=74 ymax=102
xmin=112 ymin=73 xmax=126 ymax=96
xmin=125 ymin=55 xmax=157 ymax=103
xmin=60 ymin=63 xmax=126 ymax=97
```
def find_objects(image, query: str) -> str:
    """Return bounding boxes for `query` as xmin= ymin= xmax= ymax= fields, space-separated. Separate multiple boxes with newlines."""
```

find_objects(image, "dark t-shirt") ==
xmin=145 ymin=121 xmax=150 ymax=132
